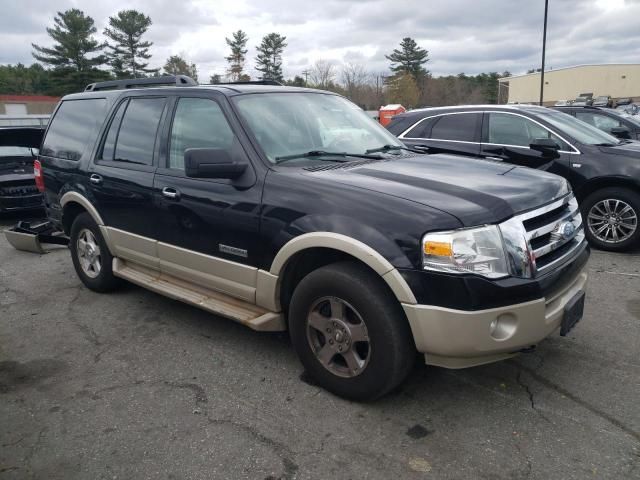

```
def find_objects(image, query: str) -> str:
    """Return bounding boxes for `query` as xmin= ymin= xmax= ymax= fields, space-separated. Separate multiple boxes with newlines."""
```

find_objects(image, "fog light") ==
xmin=489 ymin=313 xmax=517 ymax=340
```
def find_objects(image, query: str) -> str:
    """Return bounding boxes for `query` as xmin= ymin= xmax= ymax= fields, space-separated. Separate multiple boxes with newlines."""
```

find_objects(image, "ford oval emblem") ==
xmin=559 ymin=222 xmax=575 ymax=240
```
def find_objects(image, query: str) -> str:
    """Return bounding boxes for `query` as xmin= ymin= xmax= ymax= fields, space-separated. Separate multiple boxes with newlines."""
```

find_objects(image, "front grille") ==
xmin=0 ymin=184 xmax=39 ymax=196
xmin=517 ymin=194 xmax=586 ymax=275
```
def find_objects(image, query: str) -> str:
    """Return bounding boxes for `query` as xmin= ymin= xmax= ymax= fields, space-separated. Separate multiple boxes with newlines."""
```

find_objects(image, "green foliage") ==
xmin=163 ymin=55 xmax=198 ymax=81
xmin=209 ymin=74 xmax=223 ymax=84
xmin=32 ymin=9 xmax=106 ymax=72
xmin=255 ymin=33 xmax=287 ymax=82
xmin=225 ymin=30 xmax=248 ymax=81
xmin=104 ymin=10 xmax=158 ymax=78
xmin=386 ymin=73 xmax=420 ymax=109
xmin=386 ymin=37 xmax=429 ymax=81
xmin=31 ymin=8 xmax=109 ymax=94
xmin=285 ymin=75 xmax=306 ymax=87
xmin=0 ymin=63 xmax=52 ymax=94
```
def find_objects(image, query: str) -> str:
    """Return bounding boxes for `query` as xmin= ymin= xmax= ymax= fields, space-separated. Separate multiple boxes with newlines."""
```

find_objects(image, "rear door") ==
xmin=399 ymin=112 xmax=482 ymax=156
xmin=89 ymin=95 xmax=168 ymax=239
xmin=480 ymin=111 xmax=574 ymax=171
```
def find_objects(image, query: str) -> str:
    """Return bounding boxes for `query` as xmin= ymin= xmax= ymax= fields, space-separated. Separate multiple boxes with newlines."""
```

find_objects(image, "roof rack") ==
xmin=211 ymin=80 xmax=283 ymax=86
xmin=84 ymin=75 xmax=197 ymax=92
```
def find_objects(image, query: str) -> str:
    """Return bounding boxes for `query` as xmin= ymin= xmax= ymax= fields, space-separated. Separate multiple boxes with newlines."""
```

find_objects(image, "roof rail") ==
xmin=84 ymin=75 xmax=198 ymax=92
xmin=211 ymin=80 xmax=283 ymax=86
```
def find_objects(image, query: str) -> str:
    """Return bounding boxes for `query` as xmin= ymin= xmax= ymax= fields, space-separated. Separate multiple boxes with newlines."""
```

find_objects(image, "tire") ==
xmin=69 ymin=212 xmax=120 ymax=292
xmin=288 ymin=261 xmax=416 ymax=401
xmin=581 ymin=187 xmax=640 ymax=252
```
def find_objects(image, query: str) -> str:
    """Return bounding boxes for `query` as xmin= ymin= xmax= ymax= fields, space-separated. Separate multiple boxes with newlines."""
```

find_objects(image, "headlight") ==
xmin=422 ymin=225 xmax=509 ymax=279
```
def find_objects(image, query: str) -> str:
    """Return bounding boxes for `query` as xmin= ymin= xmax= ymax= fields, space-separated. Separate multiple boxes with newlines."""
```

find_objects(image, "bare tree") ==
xmin=309 ymin=60 xmax=336 ymax=89
xmin=340 ymin=62 xmax=368 ymax=100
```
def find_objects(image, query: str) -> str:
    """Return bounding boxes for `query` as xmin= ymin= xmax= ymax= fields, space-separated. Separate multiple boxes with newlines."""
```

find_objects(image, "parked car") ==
xmin=615 ymin=98 xmax=633 ymax=107
xmin=616 ymin=103 xmax=639 ymax=116
xmin=387 ymin=105 xmax=640 ymax=251
xmin=24 ymin=76 xmax=589 ymax=400
xmin=0 ymin=127 xmax=45 ymax=213
xmin=552 ymin=105 xmax=640 ymax=140
xmin=592 ymin=95 xmax=613 ymax=108
xmin=554 ymin=100 xmax=570 ymax=106
xmin=572 ymin=96 xmax=593 ymax=106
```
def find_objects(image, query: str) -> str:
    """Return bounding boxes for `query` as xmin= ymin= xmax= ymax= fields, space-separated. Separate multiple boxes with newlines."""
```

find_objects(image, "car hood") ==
xmin=303 ymin=154 xmax=568 ymax=226
xmin=597 ymin=141 xmax=640 ymax=157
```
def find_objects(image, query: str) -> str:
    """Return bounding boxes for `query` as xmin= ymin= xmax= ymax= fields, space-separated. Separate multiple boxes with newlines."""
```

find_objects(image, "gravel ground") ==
xmin=1 ymin=213 xmax=639 ymax=480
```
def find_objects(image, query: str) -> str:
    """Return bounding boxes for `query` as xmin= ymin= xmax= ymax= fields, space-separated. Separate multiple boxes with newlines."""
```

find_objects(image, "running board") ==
xmin=112 ymin=258 xmax=285 ymax=332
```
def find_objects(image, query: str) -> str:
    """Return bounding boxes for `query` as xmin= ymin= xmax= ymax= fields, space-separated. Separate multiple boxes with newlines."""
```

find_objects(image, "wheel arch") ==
xmin=576 ymin=176 xmax=640 ymax=203
xmin=60 ymin=191 xmax=114 ymax=254
xmin=259 ymin=233 xmax=417 ymax=314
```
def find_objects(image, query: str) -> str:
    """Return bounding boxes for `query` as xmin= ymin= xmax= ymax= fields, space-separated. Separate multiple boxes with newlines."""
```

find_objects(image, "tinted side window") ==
xmin=405 ymin=118 xmax=433 ymax=138
xmin=100 ymin=100 xmax=128 ymax=161
xmin=486 ymin=113 xmax=569 ymax=149
xmin=169 ymin=98 xmax=235 ymax=170
xmin=430 ymin=113 xmax=479 ymax=141
xmin=114 ymin=97 xmax=165 ymax=165
xmin=42 ymin=99 xmax=106 ymax=160
xmin=576 ymin=112 xmax=620 ymax=131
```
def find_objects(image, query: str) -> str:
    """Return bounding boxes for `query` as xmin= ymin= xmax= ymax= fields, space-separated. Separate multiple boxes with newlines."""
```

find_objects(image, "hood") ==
xmin=303 ymin=154 xmax=568 ymax=226
xmin=597 ymin=141 xmax=640 ymax=157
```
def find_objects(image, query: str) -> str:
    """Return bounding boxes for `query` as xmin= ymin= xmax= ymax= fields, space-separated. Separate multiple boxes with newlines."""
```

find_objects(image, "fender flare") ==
xmin=60 ymin=191 xmax=115 ymax=254
xmin=266 ymin=232 xmax=417 ymax=305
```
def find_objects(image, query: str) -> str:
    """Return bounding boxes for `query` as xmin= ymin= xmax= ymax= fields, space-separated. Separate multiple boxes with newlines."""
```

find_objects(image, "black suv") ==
xmin=388 ymin=105 xmax=640 ymax=251
xmin=552 ymin=105 xmax=640 ymax=140
xmin=32 ymin=77 xmax=589 ymax=400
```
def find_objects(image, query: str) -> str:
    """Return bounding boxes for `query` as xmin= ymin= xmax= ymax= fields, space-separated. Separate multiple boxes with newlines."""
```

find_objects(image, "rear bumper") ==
xmin=0 ymin=192 xmax=44 ymax=212
xmin=402 ymin=266 xmax=588 ymax=369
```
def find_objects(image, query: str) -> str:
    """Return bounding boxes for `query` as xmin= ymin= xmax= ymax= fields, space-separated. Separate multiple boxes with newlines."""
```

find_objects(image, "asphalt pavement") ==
xmin=1 ymin=214 xmax=639 ymax=479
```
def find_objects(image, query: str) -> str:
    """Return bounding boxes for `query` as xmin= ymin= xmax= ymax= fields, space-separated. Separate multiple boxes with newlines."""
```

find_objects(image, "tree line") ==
xmin=0 ymin=8 xmax=509 ymax=109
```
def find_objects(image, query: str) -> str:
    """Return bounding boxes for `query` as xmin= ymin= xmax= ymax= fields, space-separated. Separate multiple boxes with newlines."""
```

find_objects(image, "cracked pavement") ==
xmin=1 ymin=215 xmax=639 ymax=479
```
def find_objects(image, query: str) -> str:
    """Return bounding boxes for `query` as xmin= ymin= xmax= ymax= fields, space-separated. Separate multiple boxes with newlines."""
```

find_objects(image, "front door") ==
xmin=480 ymin=112 xmax=572 ymax=174
xmin=152 ymin=95 xmax=263 ymax=301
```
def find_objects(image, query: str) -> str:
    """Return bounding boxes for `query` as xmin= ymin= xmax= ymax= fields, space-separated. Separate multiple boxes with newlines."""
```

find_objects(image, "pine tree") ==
xmin=255 ymin=33 xmax=287 ymax=82
xmin=385 ymin=37 xmax=429 ymax=81
xmin=209 ymin=74 xmax=222 ymax=84
xmin=225 ymin=30 xmax=248 ymax=81
xmin=163 ymin=55 xmax=198 ymax=81
xmin=31 ymin=9 xmax=109 ymax=94
xmin=104 ymin=10 xmax=158 ymax=78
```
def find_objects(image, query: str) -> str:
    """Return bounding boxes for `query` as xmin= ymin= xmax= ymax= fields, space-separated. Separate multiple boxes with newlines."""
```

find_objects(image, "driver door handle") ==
xmin=162 ymin=187 xmax=180 ymax=200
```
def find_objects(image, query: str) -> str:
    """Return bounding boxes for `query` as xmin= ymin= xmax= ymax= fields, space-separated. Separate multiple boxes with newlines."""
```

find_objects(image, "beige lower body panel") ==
xmin=113 ymin=258 xmax=285 ymax=331
xmin=404 ymin=267 xmax=589 ymax=369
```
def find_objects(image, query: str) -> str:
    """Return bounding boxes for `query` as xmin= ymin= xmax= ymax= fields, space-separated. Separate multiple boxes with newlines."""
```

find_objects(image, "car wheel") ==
xmin=70 ymin=212 xmax=120 ymax=292
xmin=582 ymin=187 xmax=640 ymax=251
xmin=288 ymin=261 xmax=415 ymax=401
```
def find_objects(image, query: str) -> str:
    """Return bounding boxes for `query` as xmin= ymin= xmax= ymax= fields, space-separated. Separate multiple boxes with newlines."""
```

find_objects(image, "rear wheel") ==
xmin=582 ymin=188 xmax=640 ymax=251
xmin=289 ymin=261 xmax=415 ymax=401
xmin=70 ymin=212 xmax=120 ymax=292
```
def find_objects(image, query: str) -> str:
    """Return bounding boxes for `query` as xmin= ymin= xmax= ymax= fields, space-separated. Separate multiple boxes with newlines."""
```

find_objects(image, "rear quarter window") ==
xmin=42 ymin=98 xmax=107 ymax=160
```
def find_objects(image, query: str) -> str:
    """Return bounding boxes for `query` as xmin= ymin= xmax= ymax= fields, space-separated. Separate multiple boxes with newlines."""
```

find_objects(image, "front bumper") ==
xmin=402 ymin=265 xmax=588 ymax=369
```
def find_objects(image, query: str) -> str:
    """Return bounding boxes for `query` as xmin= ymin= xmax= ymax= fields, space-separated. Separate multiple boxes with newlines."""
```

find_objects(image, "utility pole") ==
xmin=540 ymin=0 xmax=549 ymax=106
xmin=302 ymin=69 xmax=310 ymax=86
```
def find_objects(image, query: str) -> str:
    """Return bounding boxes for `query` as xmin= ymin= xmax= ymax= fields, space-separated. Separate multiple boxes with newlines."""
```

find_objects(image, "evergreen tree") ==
xmin=385 ymin=37 xmax=429 ymax=81
xmin=31 ymin=9 xmax=109 ymax=93
xmin=209 ymin=73 xmax=223 ymax=84
xmin=163 ymin=55 xmax=198 ymax=81
xmin=255 ymin=33 xmax=287 ymax=82
xmin=225 ymin=30 xmax=248 ymax=81
xmin=104 ymin=10 xmax=158 ymax=78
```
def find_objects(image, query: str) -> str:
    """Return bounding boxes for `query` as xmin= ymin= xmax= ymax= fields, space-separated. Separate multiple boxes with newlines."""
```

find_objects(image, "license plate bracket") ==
xmin=561 ymin=290 xmax=585 ymax=336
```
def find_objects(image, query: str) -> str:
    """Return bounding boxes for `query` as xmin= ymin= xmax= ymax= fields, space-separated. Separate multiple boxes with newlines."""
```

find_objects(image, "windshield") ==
xmin=232 ymin=92 xmax=403 ymax=163
xmin=537 ymin=111 xmax=621 ymax=145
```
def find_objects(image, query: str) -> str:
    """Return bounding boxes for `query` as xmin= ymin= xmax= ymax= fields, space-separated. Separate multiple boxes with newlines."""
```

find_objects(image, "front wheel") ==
xmin=582 ymin=187 xmax=640 ymax=251
xmin=288 ymin=262 xmax=416 ymax=401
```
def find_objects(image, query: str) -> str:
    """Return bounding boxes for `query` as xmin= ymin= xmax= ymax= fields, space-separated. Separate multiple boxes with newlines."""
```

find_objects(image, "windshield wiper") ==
xmin=593 ymin=143 xmax=617 ymax=147
xmin=274 ymin=150 xmax=382 ymax=164
xmin=365 ymin=144 xmax=414 ymax=154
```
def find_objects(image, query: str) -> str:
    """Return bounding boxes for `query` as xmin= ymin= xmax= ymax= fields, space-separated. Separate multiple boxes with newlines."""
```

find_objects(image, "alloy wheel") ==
xmin=306 ymin=296 xmax=371 ymax=378
xmin=76 ymin=228 xmax=102 ymax=278
xmin=587 ymin=198 xmax=637 ymax=244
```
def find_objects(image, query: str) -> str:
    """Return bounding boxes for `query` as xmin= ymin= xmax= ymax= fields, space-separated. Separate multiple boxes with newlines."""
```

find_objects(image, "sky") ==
xmin=0 ymin=0 xmax=638 ymax=81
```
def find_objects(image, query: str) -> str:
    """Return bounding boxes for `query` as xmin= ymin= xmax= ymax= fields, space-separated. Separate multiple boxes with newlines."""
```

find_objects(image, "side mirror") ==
xmin=184 ymin=148 xmax=247 ymax=179
xmin=530 ymin=138 xmax=560 ymax=157
xmin=610 ymin=126 xmax=631 ymax=139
